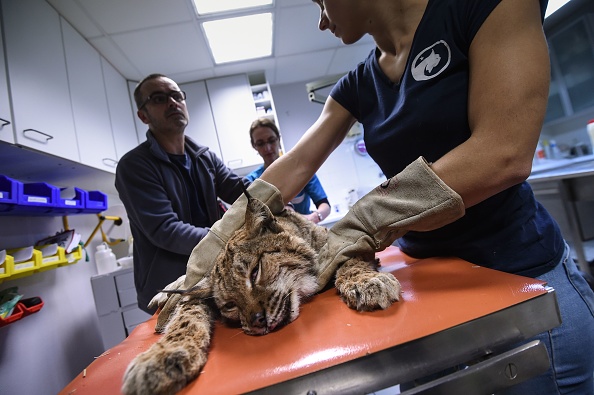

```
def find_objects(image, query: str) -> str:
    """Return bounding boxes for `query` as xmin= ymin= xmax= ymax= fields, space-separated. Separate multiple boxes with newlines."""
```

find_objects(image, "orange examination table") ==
xmin=60 ymin=247 xmax=560 ymax=394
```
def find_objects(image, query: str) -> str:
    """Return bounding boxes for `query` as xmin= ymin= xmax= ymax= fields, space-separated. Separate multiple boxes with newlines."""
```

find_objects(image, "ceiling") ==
xmin=46 ymin=0 xmax=376 ymax=86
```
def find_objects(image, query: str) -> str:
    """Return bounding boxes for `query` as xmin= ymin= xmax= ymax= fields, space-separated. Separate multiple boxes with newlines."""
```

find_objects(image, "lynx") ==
xmin=122 ymin=191 xmax=401 ymax=395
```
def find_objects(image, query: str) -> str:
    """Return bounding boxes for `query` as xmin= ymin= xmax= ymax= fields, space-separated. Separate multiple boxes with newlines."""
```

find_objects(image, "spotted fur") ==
xmin=122 ymin=194 xmax=401 ymax=395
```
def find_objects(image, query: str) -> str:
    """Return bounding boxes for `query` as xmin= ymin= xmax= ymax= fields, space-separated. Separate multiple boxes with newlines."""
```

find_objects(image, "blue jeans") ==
xmin=499 ymin=244 xmax=594 ymax=395
xmin=401 ymin=244 xmax=594 ymax=394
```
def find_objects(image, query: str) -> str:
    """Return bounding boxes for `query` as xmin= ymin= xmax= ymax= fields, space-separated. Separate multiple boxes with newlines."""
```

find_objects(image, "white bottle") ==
xmin=587 ymin=119 xmax=594 ymax=154
xmin=95 ymin=242 xmax=118 ymax=274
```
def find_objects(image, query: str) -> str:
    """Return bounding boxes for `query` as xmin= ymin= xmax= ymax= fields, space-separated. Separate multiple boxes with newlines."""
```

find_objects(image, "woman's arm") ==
xmin=260 ymin=97 xmax=356 ymax=203
xmin=431 ymin=0 xmax=550 ymax=208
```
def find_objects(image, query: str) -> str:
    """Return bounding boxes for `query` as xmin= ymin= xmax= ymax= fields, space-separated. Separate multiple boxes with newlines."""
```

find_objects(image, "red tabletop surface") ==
xmin=59 ymin=247 xmax=549 ymax=395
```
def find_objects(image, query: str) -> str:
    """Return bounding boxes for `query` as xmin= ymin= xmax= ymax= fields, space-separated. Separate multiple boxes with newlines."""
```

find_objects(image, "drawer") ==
xmin=114 ymin=269 xmax=136 ymax=307
xmin=122 ymin=306 xmax=152 ymax=329
xmin=114 ymin=270 xmax=134 ymax=290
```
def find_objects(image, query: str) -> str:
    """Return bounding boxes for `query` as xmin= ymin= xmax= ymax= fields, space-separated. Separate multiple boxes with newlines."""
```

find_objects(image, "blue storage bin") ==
xmin=84 ymin=190 xmax=108 ymax=213
xmin=0 ymin=175 xmax=20 ymax=213
xmin=54 ymin=187 xmax=86 ymax=214
xmin=12 ymin=182 xmax=58 ymax=214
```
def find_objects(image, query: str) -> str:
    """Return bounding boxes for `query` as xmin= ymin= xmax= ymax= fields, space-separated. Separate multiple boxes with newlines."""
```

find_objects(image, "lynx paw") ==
xmin=121 ymin=347 xmax=194 ymax=395
xmin=336 ymin=271 xmax=401 ymax=311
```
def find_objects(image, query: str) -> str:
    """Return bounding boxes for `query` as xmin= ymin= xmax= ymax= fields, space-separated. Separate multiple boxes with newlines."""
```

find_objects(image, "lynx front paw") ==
xmin=336 ymin=270 xmax=401 ymax=311
xmin=121 ymin=347 xmax=194 ymax=395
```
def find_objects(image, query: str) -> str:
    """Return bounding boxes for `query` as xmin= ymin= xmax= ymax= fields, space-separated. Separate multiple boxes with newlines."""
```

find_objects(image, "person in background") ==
xmin=245 ymin=117 xmax=331 ymax=224
xmin=115 ymin=73 xmax=248 ymax=314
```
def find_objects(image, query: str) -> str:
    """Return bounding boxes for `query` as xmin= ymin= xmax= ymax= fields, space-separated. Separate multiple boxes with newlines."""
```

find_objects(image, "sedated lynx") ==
xmin=122 ymin=190 xmax=401 ymax=395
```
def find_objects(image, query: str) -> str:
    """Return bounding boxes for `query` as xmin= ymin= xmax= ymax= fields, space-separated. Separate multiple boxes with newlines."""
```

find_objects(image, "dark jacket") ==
xmin=115 ymin=131 xmax=248 ymax=312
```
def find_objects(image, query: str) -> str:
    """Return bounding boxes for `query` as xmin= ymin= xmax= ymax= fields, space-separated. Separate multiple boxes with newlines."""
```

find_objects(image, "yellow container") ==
xmin=62 ymin=245 xmax=83 ymax=266
xmin=0 ymin=254 xmax=14 ymax=281
xmin=36 ymin=245 xmax=67 ymax=272
xmin=8 ymin=248 xmax=42 ymax=279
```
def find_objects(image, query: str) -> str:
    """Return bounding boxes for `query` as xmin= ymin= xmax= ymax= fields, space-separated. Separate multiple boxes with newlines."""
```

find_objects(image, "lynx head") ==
xmin=211 ymin=193 xmax=319 ymax=335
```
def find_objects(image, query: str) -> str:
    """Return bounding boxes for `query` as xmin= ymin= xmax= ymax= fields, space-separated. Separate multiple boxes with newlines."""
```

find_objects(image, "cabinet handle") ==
xmin=0 ymin=118 xmax=10 ymax=127
xmin=102 ymin=158 xmax=118 ymax=167
xmin=23 ymin=128 xmax=54 ymax=143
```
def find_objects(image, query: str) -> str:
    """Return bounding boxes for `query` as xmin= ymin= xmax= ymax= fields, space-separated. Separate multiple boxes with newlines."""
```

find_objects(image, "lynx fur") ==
xmin=122 ymin=192 xmax=401 ymax=395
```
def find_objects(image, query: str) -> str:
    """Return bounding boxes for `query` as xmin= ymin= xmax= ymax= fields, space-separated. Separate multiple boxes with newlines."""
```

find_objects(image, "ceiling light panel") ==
xmin=203 ymin=13 xmax=273 ymax=64
xmin=193 ymin=0 xmax=273 ymax=16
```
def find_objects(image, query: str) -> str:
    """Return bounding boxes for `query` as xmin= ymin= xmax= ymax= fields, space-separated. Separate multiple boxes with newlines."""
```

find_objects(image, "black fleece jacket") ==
xmin=115 ymin=130 xmax=248 ymax=313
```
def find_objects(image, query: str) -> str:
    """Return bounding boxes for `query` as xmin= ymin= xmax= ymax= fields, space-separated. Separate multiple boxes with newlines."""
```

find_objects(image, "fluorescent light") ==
xmin=203 ymin=13 xmax=273 ymax=64
xmin=545 ymin=0 xmax=571 ymax=18
xmin=193 ymin=0 xmax=273 ymax=16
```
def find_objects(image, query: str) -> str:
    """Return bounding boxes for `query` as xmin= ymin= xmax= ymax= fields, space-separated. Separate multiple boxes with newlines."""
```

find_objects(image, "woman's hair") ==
xmin=249 ymin=117 xmax=280 ymax=145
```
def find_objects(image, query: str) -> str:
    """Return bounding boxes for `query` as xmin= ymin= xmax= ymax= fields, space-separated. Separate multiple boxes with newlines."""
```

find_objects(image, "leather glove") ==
xmin=153 ymin=179 xmax=285 ymax=332
xmin=315 ymin=157 xmax=465 ymax=290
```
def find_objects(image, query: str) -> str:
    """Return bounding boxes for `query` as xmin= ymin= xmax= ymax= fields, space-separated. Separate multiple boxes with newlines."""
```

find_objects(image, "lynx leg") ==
xmin=121 ymin=297 xmax=213 ymax=395
xmin=335 ymin=258 xmax=401 ymax=311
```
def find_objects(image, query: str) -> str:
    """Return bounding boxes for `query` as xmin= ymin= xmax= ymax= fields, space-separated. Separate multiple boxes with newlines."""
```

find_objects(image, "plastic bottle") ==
xmin=535 ymin=141 xmax=546 ymax=162
xmin=549 ymin=139 xmax=560 ymax=160
xmin=587 ymin=119 xmax=594 ymax=154
xmin=95 ymin=242 xmax=118 ymax=275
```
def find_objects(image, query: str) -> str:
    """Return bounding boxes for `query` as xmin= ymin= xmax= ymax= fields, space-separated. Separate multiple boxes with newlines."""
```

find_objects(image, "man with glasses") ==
xmin=115 ymin=73 xmax=248 ymax=314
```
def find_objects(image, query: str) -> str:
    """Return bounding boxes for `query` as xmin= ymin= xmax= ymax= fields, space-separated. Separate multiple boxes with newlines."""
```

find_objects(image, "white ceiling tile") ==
xmin=48 ymin=0 xmax=103 ymax=37
xmin=274 ymin=5 xmax=340 ymax=57
xmin=75 ymin=0 xmax=193 ymax=35
xmin=274 ymin=50 xmax=335 ymax=85
xmin=108 ymin=23 xmax=214 ymax=78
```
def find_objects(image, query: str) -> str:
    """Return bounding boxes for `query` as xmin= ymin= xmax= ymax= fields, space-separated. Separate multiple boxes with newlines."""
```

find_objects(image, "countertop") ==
xmin=529 ymin=154 xmax=594 ymax=182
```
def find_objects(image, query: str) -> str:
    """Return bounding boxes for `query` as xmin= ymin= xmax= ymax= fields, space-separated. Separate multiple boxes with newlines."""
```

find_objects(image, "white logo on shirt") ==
xmin=411 ymin=40 xmax=451 ymax=81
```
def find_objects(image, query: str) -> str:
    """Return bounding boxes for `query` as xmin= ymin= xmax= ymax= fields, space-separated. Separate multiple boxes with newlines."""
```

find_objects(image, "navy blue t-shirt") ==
xmin=330 ymin=0 xmax=563 ymax=275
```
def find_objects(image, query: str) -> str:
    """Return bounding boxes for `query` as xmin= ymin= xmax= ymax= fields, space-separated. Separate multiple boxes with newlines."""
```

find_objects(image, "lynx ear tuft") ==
xmin=244 ymin=193 xmax=283 ymax=238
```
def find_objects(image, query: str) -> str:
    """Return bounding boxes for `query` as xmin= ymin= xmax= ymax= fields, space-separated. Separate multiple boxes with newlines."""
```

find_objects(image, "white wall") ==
xmin=0 ymin=195 xmax=131 ymax=395
xmin=271 ymin=81 xmax=386 ymax=218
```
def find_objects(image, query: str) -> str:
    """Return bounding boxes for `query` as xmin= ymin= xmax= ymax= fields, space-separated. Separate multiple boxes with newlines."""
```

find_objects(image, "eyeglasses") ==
xmin=139 ymin=90 xmax=186 ymax=109
xmin=254 ymin=137 xmax=279 ymax=148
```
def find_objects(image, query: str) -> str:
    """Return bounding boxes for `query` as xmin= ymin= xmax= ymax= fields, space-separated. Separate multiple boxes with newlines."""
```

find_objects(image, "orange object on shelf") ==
xmin=0 ymin=297 xmax=44 ymax=327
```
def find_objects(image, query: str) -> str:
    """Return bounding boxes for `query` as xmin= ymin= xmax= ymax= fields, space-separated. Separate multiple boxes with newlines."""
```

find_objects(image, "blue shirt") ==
xmin=245 ymin=165 xmax=329 ymax=215
xmin=330 ymin=0 xmax=562 ymax=276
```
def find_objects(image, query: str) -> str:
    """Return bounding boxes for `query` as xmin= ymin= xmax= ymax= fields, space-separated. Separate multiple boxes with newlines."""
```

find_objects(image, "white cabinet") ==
xmin=205 ymin=75 xmax=260 ymax=170
xmin=0 ymin=25 xmax=14 ymax=145
xmin=1 ymin=0 xmax=79 ymax=162
xmin=180 ymin=80 xmax=222 ymax=160
xmin=101 ymin=58 xmax=138 ymax=160
xmin=62 ymin=19 xmax=118 ymax=172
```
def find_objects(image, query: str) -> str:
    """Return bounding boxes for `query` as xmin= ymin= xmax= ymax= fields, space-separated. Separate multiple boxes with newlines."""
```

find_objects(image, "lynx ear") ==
xmin=244 ymin=191 xmax=283 ymax=238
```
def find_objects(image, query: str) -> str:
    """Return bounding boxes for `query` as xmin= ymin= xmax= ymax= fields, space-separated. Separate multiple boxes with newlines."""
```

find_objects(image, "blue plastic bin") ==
xmin=0 ymin=175 xmax=20 ymax=213
xmin=12 ymin=182 xmax=59 ymax=214
xmin=83 ymin=190 xmax=108 ymax=213
xmin=54 ymin=187 xmax=86 ymax=214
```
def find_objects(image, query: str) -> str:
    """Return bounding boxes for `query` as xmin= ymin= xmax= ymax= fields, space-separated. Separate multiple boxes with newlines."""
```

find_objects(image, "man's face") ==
xmin=137 ymin=77 xmax=189 ymax=133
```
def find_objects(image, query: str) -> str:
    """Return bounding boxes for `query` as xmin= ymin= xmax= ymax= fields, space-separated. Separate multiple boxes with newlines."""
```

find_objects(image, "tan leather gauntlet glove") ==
xmin=315 ymin=157 xmax=465 ymax=290
xmin=153 ymin=179 xmax=285 ymax=332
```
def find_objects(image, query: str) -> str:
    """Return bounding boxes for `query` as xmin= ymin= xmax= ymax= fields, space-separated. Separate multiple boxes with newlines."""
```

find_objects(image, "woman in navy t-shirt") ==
xmin=256 ymin=0 xmax=594 ymax=393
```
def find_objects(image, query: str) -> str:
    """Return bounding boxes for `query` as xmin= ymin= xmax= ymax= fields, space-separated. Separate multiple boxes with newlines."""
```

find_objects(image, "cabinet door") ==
xmin=0 ymin=24 xmax=14 ymax=144
xmin=206 ymin=75 xmax=260 ymax=169
xmin=128 ymin=80 xmax=147 ymax=143
xmin=62 ymin=19 xmax=118 ymax=173
xmin=549 ymin=17 xmax=594 ymax=114
xmin=1 ymin=0 xmax=79 ymax=162
xmin=101 ymin=58 xmax=138 ymax=160
xmin=180 ymin=80 xmax=222 ymax=160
